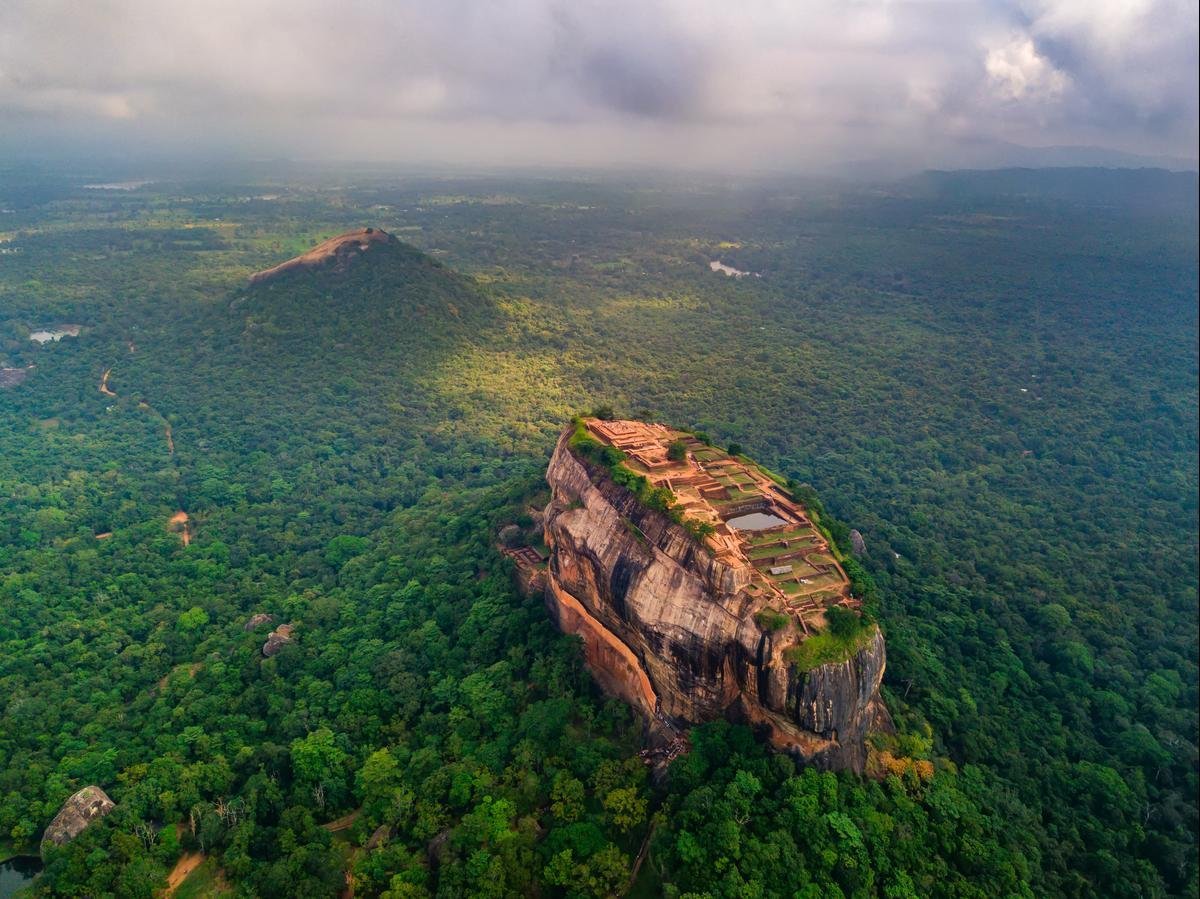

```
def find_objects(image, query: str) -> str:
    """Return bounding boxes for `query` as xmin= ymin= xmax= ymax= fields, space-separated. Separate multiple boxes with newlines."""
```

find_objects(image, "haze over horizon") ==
xmin=1 ymin=0 xmax=1197 ymax=175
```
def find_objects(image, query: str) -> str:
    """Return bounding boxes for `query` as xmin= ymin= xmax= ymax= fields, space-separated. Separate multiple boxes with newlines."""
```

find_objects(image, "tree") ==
xmin=603 ymin=787 xmax=647 ymax=834
xmin=550 ymin=773 xmax=585 ymax=823
xmin=177 ymin=607 xmax=209 ymax=631
xmin=291 ymin=729 xmax=348 ymax=802
xmin=583 ymin=844 xmax=630 ymax=898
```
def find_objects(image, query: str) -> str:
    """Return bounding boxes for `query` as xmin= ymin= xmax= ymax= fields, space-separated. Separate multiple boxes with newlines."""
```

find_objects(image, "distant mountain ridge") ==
xmin=901 ymin=166 xmax=1199 ymax=210
xmin=833 ymin=138 xmax=1198 ymax=180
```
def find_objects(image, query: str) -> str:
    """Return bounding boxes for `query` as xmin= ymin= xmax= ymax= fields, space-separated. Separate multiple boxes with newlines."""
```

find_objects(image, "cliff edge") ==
xmin=542 ymin=419 xmax=893 ymax=772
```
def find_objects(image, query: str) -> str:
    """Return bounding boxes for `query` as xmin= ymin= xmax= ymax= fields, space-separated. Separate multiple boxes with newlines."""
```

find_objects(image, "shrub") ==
xmin=826 ymin=605 xmax=864 ymax=639
xmin=755 ymin=610 xmax=790 ymax=631
xmin=784 ymin=621 xmax=876 ymax=671
xmin=682 ymin=518 xmax=715 ymax=542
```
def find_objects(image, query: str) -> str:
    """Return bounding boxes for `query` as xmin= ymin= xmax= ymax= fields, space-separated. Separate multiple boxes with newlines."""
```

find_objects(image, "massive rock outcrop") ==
xmin=41 ymin=786 xmax=114 ymax=850
xmin=542 ymin=423 xmax=892 ymax=772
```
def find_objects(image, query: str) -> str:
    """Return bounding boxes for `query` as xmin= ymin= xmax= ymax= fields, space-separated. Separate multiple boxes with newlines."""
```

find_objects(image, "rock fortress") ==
xmin=525 ymin=417 xmax=894 ymax=773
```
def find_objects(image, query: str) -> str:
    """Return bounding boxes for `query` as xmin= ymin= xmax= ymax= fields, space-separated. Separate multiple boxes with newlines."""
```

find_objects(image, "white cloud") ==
xmin=986 ymin=35 xmax=1069 ymax=102
xmin=0 ymin=0 xmax=1194 ymax=167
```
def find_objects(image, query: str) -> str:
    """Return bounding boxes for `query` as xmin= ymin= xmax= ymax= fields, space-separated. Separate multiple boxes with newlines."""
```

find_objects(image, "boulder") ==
xmin=41 ymin=786 xmax=114 ymax=849
xmin=262 ymin=623 xmax=295 ymax=657
xmin=849 ymin=529 xmax=867 ymax=556
xmin=244 ymin=613 xmax=274 ymax=631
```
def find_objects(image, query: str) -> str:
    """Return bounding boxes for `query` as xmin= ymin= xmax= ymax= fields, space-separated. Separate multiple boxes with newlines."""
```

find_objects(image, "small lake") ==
xmin=0 ymin=856 xmax=42 ymax=897
xmin=30 ymin=326 xmax=81 ymax=344
xmin=727 ymin=511 xmax=788 ymax=531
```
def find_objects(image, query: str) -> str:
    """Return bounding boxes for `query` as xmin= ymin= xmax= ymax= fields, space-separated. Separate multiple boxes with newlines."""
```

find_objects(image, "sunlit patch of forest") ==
xmin=0 ymin=167 xmax=1195 ymax=897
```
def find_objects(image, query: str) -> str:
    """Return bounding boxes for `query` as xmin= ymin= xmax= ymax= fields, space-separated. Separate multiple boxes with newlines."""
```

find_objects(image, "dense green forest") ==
xmin=0 ymin=166 xmax=1195 ymax=897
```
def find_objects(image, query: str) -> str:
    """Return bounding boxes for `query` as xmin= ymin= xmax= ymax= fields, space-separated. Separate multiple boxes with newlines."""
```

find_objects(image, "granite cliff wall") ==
xmin=542 ymin=427 xmax=892 ymax=772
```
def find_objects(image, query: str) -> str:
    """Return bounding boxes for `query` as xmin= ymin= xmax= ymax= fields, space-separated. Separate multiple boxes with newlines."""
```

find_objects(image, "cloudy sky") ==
xmin=1 ymin=0 xmax=1196 ymax=171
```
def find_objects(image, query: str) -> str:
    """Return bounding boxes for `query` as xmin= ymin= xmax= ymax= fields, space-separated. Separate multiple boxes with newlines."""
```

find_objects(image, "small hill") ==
xmin=137 ymin=227 xmax=498 ymax=477
xmin=248 ymin=228 xmax=395 ymax=285
xmin=236 ymin=228 xmax=493 ymax=353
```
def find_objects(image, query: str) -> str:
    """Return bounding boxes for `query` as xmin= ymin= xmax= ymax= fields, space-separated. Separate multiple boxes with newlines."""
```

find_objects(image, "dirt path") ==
xmin=99 ymin=368 xmax=116 ymax=396
xmin=626 ymin=820 xmax=658 ymax=894
xmin=320 ymin=809 xmax=361 ymax=833
xmin=163 ymin=851 xmax=205 ymax=896
xmin=137 ymin=400 xmax=175 ymax=455
xmin=168 ymin=510 xmax=191 ymax=546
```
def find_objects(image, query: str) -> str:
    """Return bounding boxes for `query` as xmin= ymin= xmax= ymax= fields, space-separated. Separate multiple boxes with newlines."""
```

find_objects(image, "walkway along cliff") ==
xmin=540 ymin=419 xmax=893 ymax=773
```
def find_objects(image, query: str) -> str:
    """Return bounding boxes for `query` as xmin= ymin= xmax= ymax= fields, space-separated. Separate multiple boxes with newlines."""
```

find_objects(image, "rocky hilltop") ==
xmin=542 ymin=419 xmax=892 ymax=772
xmin=248 ymin=227 xmax=395 ymax=285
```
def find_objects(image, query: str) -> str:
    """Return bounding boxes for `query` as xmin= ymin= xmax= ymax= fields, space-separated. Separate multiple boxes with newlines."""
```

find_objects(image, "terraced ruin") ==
xmin=582 ymin=418 xmax=857 ymax=634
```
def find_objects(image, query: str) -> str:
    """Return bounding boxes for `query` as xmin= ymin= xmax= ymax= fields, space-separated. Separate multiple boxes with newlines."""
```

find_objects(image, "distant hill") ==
xmin=236 ymin=228 xmax=493 ymax=354
xmin=901 ymin=166 xmax=1199 ymax=211
xmin=248 ymin=227 xmax=396 ymax=285
xmin=835 ymin=138 xmax=1197 ymax=180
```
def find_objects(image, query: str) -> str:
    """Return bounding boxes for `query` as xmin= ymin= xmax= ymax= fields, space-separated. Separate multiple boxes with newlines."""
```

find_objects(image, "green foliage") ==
xmin=324 ymin=534 xmax=369 ymax=569
xmin=754 ymin=610 xmax=790 ymax=632
xmin=826 ymin=605 xmax=865 ymax=639
xmin=655 ymin=720 xmax=1038 ymax=898
xmin=602 ymin=786 xmax=647 ymax=833
xmin=666 ymin=440 xmax=687 ymax=462
xmin=177 ymin=607 xmax=209 ymax=632
xmin=785 ymin=622 xmax=877 ymax=671
xmin=0 ymin=169 xmax=1194 ymax=898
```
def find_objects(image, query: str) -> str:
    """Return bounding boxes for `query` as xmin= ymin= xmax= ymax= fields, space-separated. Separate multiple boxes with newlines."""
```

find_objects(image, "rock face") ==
xmin=262 ymin=623 xmax=295 ymax=657
xmin=248 ymin=228 xmax=395 ymax=285
xmin=849 ymin=529 xmax=867 ymax=556
xmin=42 ymin=786 xmax=114 ymax=849
xmin=542 ymin=427 xmax=892 ymax=772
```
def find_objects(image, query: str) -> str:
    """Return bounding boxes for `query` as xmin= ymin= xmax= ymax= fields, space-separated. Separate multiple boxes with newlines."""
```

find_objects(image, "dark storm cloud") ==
xmin=0 ymin=0 xmax=1195 ymax=169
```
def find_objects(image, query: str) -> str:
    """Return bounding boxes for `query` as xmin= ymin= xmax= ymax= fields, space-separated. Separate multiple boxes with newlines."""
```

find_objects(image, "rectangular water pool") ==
xmin=726 ymin=511 xmax=788 ymax=531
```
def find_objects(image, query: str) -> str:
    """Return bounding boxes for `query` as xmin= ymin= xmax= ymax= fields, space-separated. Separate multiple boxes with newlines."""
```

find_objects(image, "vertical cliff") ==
xmin=542 ymin=422 xmax=893 ymax=773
